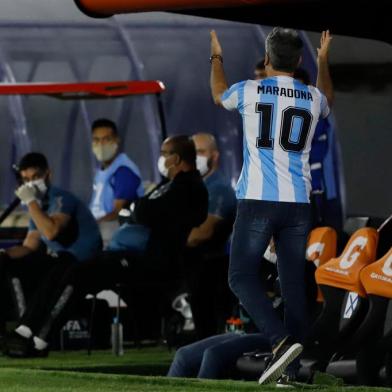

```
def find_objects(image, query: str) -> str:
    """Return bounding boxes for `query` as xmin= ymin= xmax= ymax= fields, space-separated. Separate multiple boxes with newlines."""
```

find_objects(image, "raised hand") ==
xmin=15 ymin=184 xmax=38 ymax=206
xmin=210 ymin=30 xmax=223 ymax=57
xmin=317 ymin=30 xmax=332 ymax=62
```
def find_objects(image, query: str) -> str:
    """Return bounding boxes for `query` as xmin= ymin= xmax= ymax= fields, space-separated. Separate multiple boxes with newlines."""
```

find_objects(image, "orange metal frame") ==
xmin=0 ymin=80 xmax=165 ymax=99
xmin=74 ymin=0 xmax=288 ymax=16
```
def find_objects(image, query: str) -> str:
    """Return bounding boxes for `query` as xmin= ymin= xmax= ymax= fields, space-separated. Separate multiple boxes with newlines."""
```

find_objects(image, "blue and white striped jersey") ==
xmin=222 ymin=76 xmax=329 ymax=203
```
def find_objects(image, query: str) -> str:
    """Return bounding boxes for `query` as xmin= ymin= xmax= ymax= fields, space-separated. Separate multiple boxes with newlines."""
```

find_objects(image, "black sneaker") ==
xmin=258 ymin=336 xmax=303 ymax=385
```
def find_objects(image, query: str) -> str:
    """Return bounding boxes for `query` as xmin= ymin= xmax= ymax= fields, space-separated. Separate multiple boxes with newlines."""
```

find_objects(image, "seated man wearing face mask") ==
xmin=185 ymin=133 xmax=237 ymax=339
xmin=0 ymin=137 xmax=208 ymax=356
xmin=0 ymin=152 xmax=101 ymax=356
xmin=107 ymin=135 xmax=210 ymax=254
xmin=90 ymin=118 xmax=143 ymax=245
xmin=188 ymin=133 xmax=236 ymax=248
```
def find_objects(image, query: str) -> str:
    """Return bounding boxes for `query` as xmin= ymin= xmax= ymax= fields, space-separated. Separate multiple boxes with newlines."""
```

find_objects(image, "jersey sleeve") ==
xmin=112 ymin=166 xmax=142 ymax=202
xmin=320 ymin=93 xmax=330 ymax=119
xmin=221 ymin=81 xmax=245 ymax=111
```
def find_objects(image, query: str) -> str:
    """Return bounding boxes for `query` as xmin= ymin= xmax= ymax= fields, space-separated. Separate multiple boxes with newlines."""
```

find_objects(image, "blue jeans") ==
xmin=229 ymin=199 xmax=312 ymax=347
xmin=167 ymin=333 xmax=270 ymax=379
xmin=106 ymin=223 xmax=150 ymax=253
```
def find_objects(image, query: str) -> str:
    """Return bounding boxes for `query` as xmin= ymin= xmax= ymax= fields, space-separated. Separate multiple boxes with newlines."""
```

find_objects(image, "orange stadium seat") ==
xmin=360 ymin=247 xmax=392 ymax=299
xmin=315 ymin=227 xmax=378 ymax=297
xmin=306 ymin=227 xmax=337 ymax=268
xmin=324 ymin=248 xmax=392 ymax=385
xmin=306 ymin=227 xmax=337 ymax=302
xmin=301 ymin=228 xmax=379 ymax=375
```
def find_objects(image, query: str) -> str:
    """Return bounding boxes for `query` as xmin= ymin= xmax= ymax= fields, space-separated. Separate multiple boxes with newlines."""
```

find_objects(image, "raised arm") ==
xmin=210 ymin=30 xmax=228 ymax=106
xmin=316 ymin=30 xmax=334 ymax=107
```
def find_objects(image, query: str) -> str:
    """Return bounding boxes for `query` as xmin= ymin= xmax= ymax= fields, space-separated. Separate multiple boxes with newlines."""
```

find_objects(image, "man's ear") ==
xmin=47 ymin=170 xmax=52 ymax=182
xmin=264 ymin=54 xmax=270 ymax=66
xmin=173 ymin=153 xmax=181 ymax=166
xmin=297 ymin=56 xmax=302 ymax=68
xmin=212 ymin=150 xmax=220 ymax=163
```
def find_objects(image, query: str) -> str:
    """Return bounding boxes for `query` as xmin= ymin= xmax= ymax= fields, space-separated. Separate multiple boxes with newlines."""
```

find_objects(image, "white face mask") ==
xmin=92 ymin=143 xmax=118 ymax=162
xmin=27 ymin=178 xmax=48 ymax=198
xmin=196 ymin=155 xmax=210 ymax=176
xmin=157 ymin=156 xmax=169 ymax=178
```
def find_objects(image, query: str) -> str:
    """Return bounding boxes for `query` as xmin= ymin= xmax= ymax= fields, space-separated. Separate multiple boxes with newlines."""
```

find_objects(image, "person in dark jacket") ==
xmin=5 ymin=136 xmax=208 ymax=356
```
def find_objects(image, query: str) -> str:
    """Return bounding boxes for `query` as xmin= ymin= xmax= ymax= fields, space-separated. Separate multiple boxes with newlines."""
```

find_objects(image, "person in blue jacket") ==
xmin=89 ymin=118 xmax=144 ymax=243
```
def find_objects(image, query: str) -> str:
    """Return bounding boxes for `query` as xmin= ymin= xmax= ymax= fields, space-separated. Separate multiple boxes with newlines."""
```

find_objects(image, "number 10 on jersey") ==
xmin=256 ymin=103 xmax=313 ymax=153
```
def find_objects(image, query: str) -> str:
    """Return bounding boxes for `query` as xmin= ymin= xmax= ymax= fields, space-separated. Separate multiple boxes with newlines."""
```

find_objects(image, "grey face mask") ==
xmin=92 ymin=143 xmax=118 ymax=162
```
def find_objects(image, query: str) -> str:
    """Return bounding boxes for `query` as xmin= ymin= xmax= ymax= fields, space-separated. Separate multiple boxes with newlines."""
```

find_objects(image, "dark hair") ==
xmin=168 ymin=135 xmax=196 ymax=168
xmin=265 ymin=27 xmax=303 ymax=73
xmin=255 ymin=59 xmax=265 ymax=70
xmin=91 ymin=118 xmax=118 ymax=136
xmin=293 ymin=68 xmax=311 ymax=85
xmin=18 ymin=152 xmax=49 ymax=172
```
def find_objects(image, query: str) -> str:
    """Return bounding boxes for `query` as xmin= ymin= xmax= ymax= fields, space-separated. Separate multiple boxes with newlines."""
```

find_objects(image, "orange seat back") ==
xmin=360 ymin=247 xmax=392 ymax=299
xmin=306 ymin=227 xmax=337 ymax=302
xmin=306 ymin=227 xmax=337 ymax=268
xmin=315 ymin=228 xmax=378 ymax=297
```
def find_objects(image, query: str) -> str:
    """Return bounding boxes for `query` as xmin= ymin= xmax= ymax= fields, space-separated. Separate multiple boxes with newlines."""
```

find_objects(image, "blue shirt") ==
xmin=90 ymin=153 xmax=144 ymax=219
xmin=29 ymin=186 xmax=102 ymax=262
xmin=222 ymin=76 xmax=329 ymax=203
xmin=204 ymin=171 xmax=236 ymax=222
xmin=310 ymin=118 xmax=340 ymax=200
xmin=310 ymin=118 xmax=329 ymax=193
xmin=112 ymin=166 xmax=141 ymax=201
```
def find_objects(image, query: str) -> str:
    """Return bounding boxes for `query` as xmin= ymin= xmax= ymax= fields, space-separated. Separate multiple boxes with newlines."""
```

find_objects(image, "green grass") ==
xmin=0 ymin=348 xmax=389 ymax=391
xmin=0 ymin=347 xmax=174 ymax=375
xmin=1 ymin=368 xmax=391 ymax=392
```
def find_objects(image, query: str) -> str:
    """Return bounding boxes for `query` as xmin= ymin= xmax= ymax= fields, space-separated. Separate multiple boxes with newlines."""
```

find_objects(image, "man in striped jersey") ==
xmin=210 ymin=28 xmax=333 ymax=384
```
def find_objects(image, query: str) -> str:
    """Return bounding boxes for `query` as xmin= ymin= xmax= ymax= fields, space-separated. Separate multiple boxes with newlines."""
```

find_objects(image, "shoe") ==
xmin=4 ymin=331 xmax=48 ymax=358
xmin=258 ymin=336 xmax=303 ymax=385
xmin=276 ymin=374 xmax=296 ymax=388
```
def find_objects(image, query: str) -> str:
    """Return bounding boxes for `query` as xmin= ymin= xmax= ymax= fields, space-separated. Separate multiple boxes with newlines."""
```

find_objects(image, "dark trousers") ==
xmin=0 ymin=251 xmax=77 ymax=335
xmin=167 ymin=332 xmax=270 ymax=379
xmin=28 ymin=251 xmax=168 ymax=341
xmin=229 ymin=199 xmax=312 ymax=348
xmin=184 ymin=248 xmax=236 ymax=340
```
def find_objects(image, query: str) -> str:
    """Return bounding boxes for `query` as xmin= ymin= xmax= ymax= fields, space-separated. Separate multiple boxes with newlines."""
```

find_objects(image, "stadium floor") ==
xmin=0 ymin=347 xmax=389 ymax=391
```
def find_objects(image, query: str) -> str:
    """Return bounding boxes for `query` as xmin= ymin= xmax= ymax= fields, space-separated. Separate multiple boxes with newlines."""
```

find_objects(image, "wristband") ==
xmin=210 ymin=55 xmax=223 ymax=64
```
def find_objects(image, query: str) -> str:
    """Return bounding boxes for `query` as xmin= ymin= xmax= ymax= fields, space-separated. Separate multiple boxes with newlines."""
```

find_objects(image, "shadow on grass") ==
xmin=43 ymin=364 xmax=170 ymax=376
